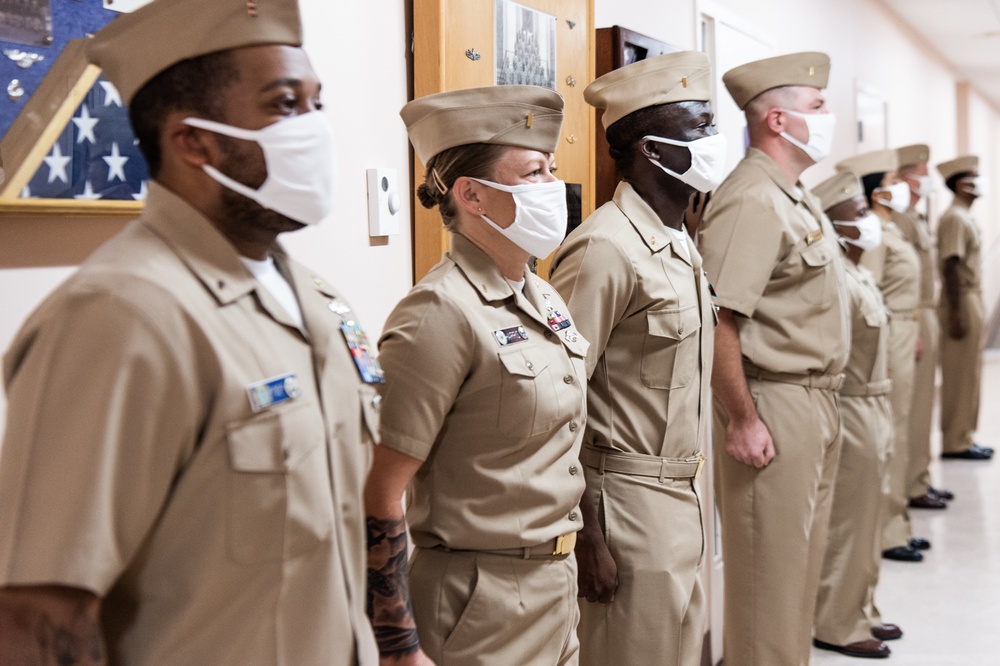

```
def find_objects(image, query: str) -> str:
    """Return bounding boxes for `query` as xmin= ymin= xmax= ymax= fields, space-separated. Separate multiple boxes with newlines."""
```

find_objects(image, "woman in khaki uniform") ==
xmin=548 ymin=52 xmax=719 ymax=666
xmin=810 ymin=172 xmax=897 ymax=659
xmin=835 ymin=150 xmax=928 ymax=563
xmin=365 ymin=86 xmax=588 ymax=666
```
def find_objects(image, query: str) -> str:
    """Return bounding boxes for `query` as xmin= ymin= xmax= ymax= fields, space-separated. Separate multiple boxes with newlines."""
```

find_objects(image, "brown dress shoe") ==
xmin=908 ymin=492 xmax=947 ymax=509
xmin=871 ymin=623 xmax=903 ymax=640
xmin=813 ymin=637 xmax=890 ymax=658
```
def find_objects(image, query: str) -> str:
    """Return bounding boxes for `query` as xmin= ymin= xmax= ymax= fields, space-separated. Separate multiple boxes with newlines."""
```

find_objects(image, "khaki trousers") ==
xmin=939 ymin=291 xmax=984 ymax=453
xmin=907 ymin=306 xmax=939 ymax=497
xmin=577 ymin=465 xmax=705 ymax=666
xmin=714 ymin=379 xmax=841 ymax=666
xmin=409 ymin=547 xmax=580 ymax=666
xmin=814 ymin=393 xmax=892 ymax=645
xmin=880 ymin=318 xmax=919 ymax=550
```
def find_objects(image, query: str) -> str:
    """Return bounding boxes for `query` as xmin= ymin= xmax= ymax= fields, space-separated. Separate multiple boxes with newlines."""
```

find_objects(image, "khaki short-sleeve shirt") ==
xmin=937 ymin=204 xmax=982 ymax=291
xmin=859 ymin=219 xmax=920 ymax=313
xmin=842 ymin=261 xmax=891 ymax=392
xmin=377 ymin=234 xmax=588 ymax=551
xmin=698 ymin=148 xmax=850 ymax=375
xmin=549 ymin=181 xmax=714 ymax=458
xmin=892 ymin=208 xmax=937 ymax=307
xmin=0 ymin=184 xmax=378 ymax=666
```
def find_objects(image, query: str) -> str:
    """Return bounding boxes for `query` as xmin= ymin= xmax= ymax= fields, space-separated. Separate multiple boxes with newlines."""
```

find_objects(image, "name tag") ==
xmin=806 ymin=228 xmax=823 ymax=245
xmin=494 ymin=325 xmax=529 ymax=346
xmin=247 ymin=372 xmax=302 ymax=412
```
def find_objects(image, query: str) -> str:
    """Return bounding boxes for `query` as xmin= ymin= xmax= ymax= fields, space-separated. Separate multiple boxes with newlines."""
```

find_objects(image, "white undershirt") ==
xmin=506 ymin=277 xmax=526 ymax=294
xmin=667 ymin=225 xmax=691 ymax=262
xmin=240 ymin=255 xmax=304 ymax=328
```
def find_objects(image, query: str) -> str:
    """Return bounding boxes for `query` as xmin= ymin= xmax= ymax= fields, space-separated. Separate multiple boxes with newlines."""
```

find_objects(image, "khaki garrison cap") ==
xmin=723 ymin=52 xmax=830 ymax=110
xmin=88 ymin=0 xmax=303 ymax=105
xmin=812 ymin=172 xmax=864 ymax=212
xmin=584 ymin=51 xmax=712 ymax=129
xmin=401 ymin=86 xmax=564 ymax=165
xmin=937 ymin=155 xmax=978 ymax=180
xmin=835 ymin=149 xmax=899 ymax=178
xmin=897 ymin=143 xmax=930 ymax=168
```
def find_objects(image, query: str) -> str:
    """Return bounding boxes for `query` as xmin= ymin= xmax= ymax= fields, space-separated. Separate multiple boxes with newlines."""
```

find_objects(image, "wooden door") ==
xmin=411 ymin=0 xmax=594 ymax=281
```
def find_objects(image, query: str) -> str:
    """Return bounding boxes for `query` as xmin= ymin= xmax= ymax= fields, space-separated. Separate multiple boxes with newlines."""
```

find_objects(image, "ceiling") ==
xmin=879 ymin=0 xmax=1000 ymax=109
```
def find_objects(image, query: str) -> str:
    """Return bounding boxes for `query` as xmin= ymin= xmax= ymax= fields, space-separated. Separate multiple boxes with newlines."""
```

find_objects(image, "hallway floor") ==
xmin=811 ymin=350 xmax=1000 ymax=665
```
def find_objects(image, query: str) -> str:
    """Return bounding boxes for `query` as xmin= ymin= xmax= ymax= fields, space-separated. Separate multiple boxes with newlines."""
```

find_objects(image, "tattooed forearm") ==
xmin=366 ymin=516 xmax=421 ymax=658
xmin=0 ymin=587 xmax=105 ymax=665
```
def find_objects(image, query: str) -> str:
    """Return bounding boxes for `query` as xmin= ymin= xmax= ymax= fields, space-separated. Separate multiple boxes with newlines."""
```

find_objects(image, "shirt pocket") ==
xmin=863 ymin=307 xmax=887 ymax=329
xmin=798 ymin=241 xmax=836 ymax=305
xmin=226 ymin=402 xmax=333 ymax=564
xmin=640 ymin=306 xmax=702 ymax=390
xmin=497 ymin=345 xmax=559 ymax=438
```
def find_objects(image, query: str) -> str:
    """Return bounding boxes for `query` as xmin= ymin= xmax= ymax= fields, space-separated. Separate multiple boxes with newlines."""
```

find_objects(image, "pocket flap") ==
xmin=359 ymin=384 xmax=382 ymax=445
xmin=800 ymin=241 xmax=834 ymax=268
xmin=498 ymin=346 xmax=550 ymax=377
xmin=647 ymin=306 xmax=701 ymax=341
xmin=227 ymin=405 xmax=321 ymax=471
xmin=863 ymin=307 xmax=887 ymax=328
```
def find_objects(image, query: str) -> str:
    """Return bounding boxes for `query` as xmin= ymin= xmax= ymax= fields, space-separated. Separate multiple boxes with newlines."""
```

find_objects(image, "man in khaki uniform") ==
xmin=698 ymin=52 xmax=850 ymax=666
xmin=893 ymin=144 xmax=953 ymax=506
xmin=810 ymin=172 xmax=896 ymax=659
xmin=548 ymin=51 xmax=719 ymax=666
xmin=0 ymin=2 xmax=379 ymax=664
xmin=936 ymin=156 xmax=993 ymax=460
xmin=366 ymin=86 xmax=588 ymax=665
xmin=835 ymin=150 xmax=928 ymax=563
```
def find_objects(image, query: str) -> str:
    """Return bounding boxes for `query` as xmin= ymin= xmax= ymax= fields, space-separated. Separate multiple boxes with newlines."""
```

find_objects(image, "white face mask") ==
xmin=470 ymin=177 xmax=568 ymax=258
xmin=910 ymin=174 xmax=932 ymax=198
xmin=779 ymin=108 xmax=836 ymax=163
xmin=875 ymin=181 xmax=912 ymax=212
xmin=964 ymin=176 xmax=986 ymax=198
xmin=184 ymin=112 xmax=336 ymax=226
xmin=834 ymin=212 xmax=882 ymax=250
xmin=643 ymin=133 xmax=729 ymax=193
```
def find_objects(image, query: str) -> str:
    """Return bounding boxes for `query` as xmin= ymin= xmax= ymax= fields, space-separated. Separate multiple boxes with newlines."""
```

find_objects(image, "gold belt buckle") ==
xmin=553 ymin=531 xmax=577 ymax=555
xmin=694 ymin=455 xmax=706 ymax=480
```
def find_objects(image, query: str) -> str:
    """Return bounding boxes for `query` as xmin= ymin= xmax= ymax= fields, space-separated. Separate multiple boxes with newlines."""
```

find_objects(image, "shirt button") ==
xmin=569 ymin=421 xmax=578 ymax=432
xmin=569 ymin=511 xmax=578 ymax=521
xmin=545 ymin=330 xmax=554 ymax=338
xmin=563 ymin=375 xmax=573 ymax=384
xmin=525 ymin=361 xmax=534 ymax=371
xmin=569 ymin=465 xmax=578 ymax=475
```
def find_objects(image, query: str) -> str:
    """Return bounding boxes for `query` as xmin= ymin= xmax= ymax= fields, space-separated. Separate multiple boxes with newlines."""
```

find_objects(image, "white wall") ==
xmin=595 ymin=0 xmax=696 ymax=50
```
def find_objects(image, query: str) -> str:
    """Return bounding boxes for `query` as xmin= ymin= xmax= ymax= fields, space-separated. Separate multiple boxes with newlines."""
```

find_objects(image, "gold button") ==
xmin=569 ymin=511 xmax=578 ymax=521
xmin=563 ymin=375 xmax=573 ymax=384
xmin=569 ymin=465 xmax=578 ymax=475
xmin=569 ymin=421 xmax=578 ymax=432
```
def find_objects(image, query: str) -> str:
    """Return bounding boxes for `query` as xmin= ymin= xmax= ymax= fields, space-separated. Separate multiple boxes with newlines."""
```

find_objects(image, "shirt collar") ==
xmin=447 ymin=233 xmax=518 ymax=304
xmin=140 ymin=181 xmax=259 ymax=305
xmin=613 ymin=180 xmax=692 ymax=265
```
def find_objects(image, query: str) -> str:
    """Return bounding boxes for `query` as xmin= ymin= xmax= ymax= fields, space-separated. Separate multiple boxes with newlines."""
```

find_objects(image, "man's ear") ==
xmin=764 ymin=107 xmax=785 ymax=135
xmin=451 ymin=175 xmax=485 ymax=216
xmin=162 ymin=112 xmax=214 ymax=169
xmin=639 ymin=138 xmax=661 ymax=161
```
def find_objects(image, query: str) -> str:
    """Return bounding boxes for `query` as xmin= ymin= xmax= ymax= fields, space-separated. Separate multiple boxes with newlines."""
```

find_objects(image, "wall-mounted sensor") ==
xmin=367 ymin=167 xmax=400 ymax=236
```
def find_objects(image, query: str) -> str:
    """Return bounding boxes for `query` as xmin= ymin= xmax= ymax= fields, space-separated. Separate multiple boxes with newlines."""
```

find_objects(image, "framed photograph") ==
xmin=494 ymin=0 xmax=557 ymax=90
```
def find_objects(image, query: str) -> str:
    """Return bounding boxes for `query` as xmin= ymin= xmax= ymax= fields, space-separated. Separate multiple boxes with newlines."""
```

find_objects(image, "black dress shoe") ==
xmin=908 ymin=493 xmax=947 ymax=509
xmin=929 ymin=486 xmax=954 ymax=500
xmin=813 ymin=638 xmax=890 ymax=658
xmin=882 ymin=545 xmax=923 ymax=561
xmin=942 ymin=447 xmax=993 ymax=460
xmin=909 ymin=537 xmax=931 ymax=550
xmin=871 ymin=623 xmax=903 ymax=641
xmin=971 ymin=444 xmax=994 ymax=455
